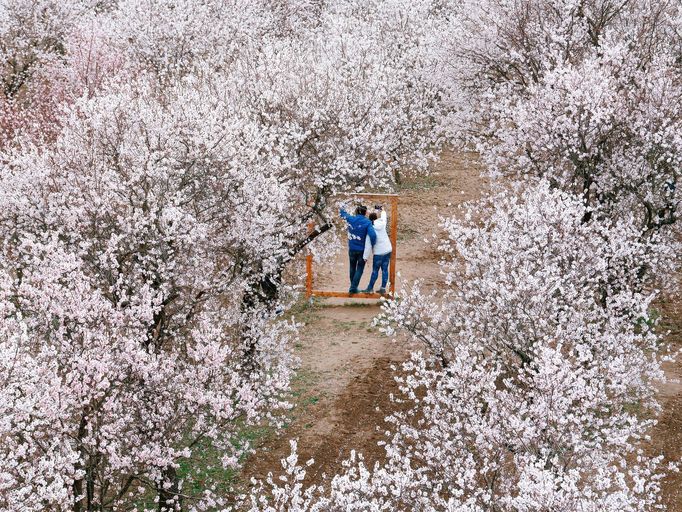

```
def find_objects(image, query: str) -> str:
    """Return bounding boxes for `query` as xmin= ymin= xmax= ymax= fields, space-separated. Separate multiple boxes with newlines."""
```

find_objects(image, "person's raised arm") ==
xmin=340 ymin=208 xmax=350 ymax=221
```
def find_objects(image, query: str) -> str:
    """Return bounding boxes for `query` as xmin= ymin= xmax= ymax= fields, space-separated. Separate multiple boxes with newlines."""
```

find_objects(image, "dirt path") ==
xmin=243 ymin=150 xmax=487 ymax=483
xmin=242 ymin=150 xmax=682 ymax=509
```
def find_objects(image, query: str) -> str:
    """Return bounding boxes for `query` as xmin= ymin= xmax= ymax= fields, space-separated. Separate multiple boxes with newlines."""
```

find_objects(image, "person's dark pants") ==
xmin=348 ymin=250 xmax=365 ymax=292
xmin=367 ymin=252 xmax=391 ymax=291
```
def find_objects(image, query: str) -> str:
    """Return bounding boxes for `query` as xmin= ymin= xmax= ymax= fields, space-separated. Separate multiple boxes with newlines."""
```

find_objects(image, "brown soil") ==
xmin=241 ymin=150 xmax=682 ymax=510
xmin=649 ymin=287 xmax=682 ymax=512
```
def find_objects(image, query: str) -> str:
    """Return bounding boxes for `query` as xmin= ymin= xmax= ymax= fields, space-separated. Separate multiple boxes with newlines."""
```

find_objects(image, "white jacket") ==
xmin=363 ymin=210 xmax=392 ymax=259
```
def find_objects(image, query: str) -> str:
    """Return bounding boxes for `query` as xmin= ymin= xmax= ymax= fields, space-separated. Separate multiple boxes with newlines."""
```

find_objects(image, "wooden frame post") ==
xmin=305 ymin=193 xmax=399 ymax=299
xmin=389 ymin=197 xmax=398 ymax=296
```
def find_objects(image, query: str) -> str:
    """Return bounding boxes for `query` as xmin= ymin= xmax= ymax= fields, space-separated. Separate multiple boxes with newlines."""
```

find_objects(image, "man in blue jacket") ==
xmin=340 ymin=205 xmax=377 ymax=294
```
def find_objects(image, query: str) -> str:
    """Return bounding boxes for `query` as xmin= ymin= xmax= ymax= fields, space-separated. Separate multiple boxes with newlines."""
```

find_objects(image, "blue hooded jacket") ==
xmin=341 ymin=209 xmax=377 ymax=252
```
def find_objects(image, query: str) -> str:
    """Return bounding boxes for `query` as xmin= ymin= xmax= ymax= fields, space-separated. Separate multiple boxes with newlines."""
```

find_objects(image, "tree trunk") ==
xmin=72 ymin=414 xmax=89 ymax=512
xmin=73 ymin=477 xmax=84 ymax=512
xmin=239 ymin=220 xmax=331 ymax=369
xmin=157 ymin=466 xmax=181 ymax=512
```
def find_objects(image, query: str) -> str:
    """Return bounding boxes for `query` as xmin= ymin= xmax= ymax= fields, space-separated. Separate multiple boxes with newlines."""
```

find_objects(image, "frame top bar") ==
xmin=346 ymin=192 xmax=399 ymax=199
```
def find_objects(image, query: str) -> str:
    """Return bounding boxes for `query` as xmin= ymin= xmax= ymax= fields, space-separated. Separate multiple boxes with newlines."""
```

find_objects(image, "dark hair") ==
xmin=355 ymin=205 xmax=367 ymax=216
xmin=369 ymin=212 xmax=378 ymax=223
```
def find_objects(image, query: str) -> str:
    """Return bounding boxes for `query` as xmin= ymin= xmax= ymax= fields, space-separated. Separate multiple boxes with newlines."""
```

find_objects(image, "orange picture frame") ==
xmin=306 ymin=193 xmax=398 ymax=299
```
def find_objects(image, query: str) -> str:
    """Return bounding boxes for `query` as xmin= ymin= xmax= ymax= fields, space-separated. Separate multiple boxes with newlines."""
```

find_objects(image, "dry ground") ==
xmin=651 ymin=288 xmax=682 ymax=511
xmin=242 ymin=150 xmax=682 ymax=509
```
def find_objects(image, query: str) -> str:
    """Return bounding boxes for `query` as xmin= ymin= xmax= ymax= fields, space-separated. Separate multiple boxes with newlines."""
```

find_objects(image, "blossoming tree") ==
xmin=434 ymin=0 xmax=682 ymax=231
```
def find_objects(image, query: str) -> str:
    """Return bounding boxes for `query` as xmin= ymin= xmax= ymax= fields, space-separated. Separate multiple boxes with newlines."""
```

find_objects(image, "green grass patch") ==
xmin=173 ymin=368 xmax=323 ymax=501
xmin=397 ymin=173 xmax=445 ymax=191
xmin=176 ymin=424 xmax=273 ymax=498
xmin=284 ymin=294 xmax=324 ymax=325
xmin=304 ymin=395 xmax=320 ymax=406
xmin=331 ymin=319 xmax=357 ymax=331
xmin=397 ymin=226 xmax=418 ymax=241
xmin=340 ymin=301 xmax=377 ymax=308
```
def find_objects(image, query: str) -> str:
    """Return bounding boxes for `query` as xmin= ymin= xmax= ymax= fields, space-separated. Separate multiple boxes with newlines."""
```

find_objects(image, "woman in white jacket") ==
xmin=361 ymin=206 xmax=392 ymax=294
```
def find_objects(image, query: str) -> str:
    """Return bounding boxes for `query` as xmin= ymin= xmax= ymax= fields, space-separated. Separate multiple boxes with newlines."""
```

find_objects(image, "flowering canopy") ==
xmin=1 ymin=0 xmax=680 ymax=510
xmin=434 ymin=0 xmax=682 ymax=231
